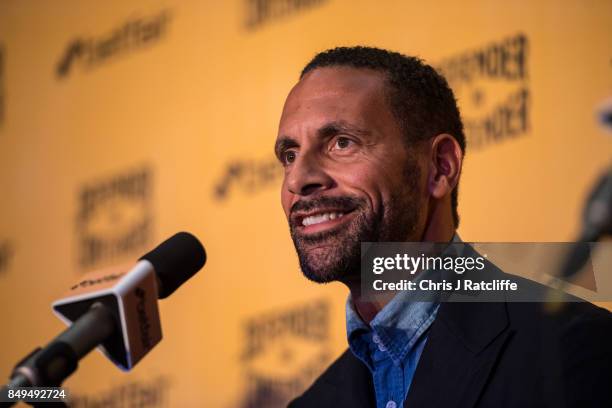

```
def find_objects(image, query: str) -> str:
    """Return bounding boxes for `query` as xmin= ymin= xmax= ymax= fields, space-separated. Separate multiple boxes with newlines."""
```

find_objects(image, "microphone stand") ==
xmin=1 ymin=303 xmax=116 ymax=407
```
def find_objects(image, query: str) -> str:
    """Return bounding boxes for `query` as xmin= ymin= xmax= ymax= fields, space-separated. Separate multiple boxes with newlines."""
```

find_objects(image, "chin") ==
xmin=297 ymin=246 xmax=359 ymax=284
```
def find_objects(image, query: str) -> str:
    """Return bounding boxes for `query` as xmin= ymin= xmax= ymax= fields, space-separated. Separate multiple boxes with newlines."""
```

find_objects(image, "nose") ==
xmin=285 ymin=152 xmax=334 ymax=196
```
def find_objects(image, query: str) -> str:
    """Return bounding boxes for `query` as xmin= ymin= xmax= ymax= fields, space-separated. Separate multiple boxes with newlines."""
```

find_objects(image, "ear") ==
xmin=427 ymin=134 xmax=463 ymax=200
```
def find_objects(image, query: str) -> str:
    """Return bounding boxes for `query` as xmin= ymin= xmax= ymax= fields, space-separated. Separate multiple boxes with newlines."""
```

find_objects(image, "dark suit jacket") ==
xmin=289 ymin=267 xmax=612 ymax=407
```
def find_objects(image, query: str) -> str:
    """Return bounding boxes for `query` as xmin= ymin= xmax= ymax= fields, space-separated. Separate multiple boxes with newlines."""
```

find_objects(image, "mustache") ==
xmin=290 ymin=195 xmax=365 ymax=216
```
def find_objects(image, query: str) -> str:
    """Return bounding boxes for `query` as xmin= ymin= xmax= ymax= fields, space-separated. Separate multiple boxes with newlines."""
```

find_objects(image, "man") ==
xmin=275 ymin=46 xmax=611 ymax=407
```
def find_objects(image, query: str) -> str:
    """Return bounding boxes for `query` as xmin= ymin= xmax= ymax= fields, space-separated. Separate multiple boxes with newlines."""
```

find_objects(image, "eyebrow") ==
xmin=274 ymin=120 xmax=371 ymax=160
xmin=319 ymin=121 xmax=371 ymax=138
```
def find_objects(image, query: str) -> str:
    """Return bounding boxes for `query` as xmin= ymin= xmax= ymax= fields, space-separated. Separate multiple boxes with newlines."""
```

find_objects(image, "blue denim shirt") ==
xmin=345 ymin=235 xmax=461 ymax=408
xmin=346 ymin=293 xmax=439 ymax=408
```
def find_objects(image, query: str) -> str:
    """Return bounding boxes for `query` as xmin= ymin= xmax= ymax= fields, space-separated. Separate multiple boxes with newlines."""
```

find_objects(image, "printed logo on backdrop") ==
xmin=436 ymin=33 xmax=530 ymax=150
xmin=69 ymin=376 xmax=170 ymax=407
xmin=77 ymin=166 xmax=153 ymax=269
xmin=56 ymin=10 xmax=172 ymax=79
xmin=214 ymin=156 xmax=282 ymax=201
xmin=245 ymin=0 xmax=328 ymax=30
xmin=239 ymin=299 xmax=332 ymax=407
xmin=0 ymin=240 xmax=14 ymax=276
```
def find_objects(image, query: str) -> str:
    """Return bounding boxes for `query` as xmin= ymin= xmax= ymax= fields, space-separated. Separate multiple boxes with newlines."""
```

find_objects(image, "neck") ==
xmin=346 ymin=200 xmax=455 ymax=324
xmin=347 ymin=282 xmax=396 ymax=323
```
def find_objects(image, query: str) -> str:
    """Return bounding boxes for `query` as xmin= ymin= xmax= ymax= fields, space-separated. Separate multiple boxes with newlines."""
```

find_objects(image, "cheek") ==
xmin=333 ymin=166 xmax=386 ymax=213
xmin=345 ymin=159 xmax=420 ymax=212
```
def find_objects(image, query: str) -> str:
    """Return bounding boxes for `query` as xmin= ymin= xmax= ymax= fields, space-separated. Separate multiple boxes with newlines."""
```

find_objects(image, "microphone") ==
xmin=576 ymin=167 xmax=612 ymax=243
xmin=555 ymin=99 xmax=612 ymax=284
xmin=560 ymin=168 xmax=612 ymax=279
xmin=2 ymin=232 xmax=206 ymax=394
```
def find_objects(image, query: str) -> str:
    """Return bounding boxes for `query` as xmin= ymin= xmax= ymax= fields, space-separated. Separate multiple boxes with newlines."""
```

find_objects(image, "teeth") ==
xmin=302 ymin=212 xmax=344 ymax=227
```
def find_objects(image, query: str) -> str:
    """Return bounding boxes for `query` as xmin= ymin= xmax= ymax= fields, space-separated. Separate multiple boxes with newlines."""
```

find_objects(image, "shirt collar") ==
xmin=346 ymin=233 xmax=462 ymax=364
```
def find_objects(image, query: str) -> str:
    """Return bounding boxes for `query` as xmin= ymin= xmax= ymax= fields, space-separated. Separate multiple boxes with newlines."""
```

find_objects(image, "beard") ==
xmin=289 ymin=159 xmax=422 ymax=283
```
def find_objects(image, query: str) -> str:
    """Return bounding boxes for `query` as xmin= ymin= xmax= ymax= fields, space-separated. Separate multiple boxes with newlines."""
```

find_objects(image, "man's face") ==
xmin=276 ymin=67 xmax=428 ymax=283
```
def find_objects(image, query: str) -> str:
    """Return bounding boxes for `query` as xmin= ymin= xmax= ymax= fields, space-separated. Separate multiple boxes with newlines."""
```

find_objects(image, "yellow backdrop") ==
xmin=0 ymin=0 xmax=611 ymax=406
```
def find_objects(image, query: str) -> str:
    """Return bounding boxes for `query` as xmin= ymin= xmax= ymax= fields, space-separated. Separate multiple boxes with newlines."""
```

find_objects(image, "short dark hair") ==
xmin=301 ymin=46 xmax=465 ymax=227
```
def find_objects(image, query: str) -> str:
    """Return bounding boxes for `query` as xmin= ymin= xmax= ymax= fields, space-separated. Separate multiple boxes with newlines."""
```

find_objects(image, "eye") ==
xmin=281 ymin=150 xmax=297 ymax=165
xmin=332 ymin=137 xmax=354 ymax=150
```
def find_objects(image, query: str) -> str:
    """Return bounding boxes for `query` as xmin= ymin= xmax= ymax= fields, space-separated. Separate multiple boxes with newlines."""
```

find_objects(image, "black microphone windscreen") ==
xmin=140 ymin=232 xmax=206 ymax=299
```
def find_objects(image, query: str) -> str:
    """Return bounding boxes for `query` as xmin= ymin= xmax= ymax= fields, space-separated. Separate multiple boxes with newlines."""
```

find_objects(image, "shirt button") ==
xmin=386 ymin=401 xmax=397 ymax=408
xmin=372 ymin=334 xmax=387 ymax=352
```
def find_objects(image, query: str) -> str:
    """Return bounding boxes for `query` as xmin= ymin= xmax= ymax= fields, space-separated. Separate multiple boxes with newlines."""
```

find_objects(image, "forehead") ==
xmin=278 ymin=67 xmax=392 ymax=134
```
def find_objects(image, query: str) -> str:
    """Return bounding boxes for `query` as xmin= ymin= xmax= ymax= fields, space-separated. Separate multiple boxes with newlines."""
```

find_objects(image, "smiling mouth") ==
xmin=293 ymin=208 xmax=357 ymax=234
xmin=302 ymin=211 xmax=346 ymax=226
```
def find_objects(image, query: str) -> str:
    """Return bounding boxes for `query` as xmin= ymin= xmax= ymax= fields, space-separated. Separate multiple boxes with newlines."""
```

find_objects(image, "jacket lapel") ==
xmin=323 ymin=350 xmax=376 ymax=407
xmin=290 ymin=350 xmax=376 ymax=408
xmin=404 ymin=299 xmax=511 ymax=408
